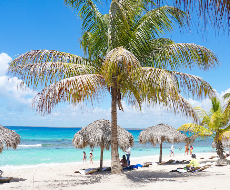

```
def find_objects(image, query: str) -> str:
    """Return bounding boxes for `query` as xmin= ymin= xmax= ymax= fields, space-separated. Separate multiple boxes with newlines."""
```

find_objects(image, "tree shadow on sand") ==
xmin=9 ymin=177 xmax=26 ymax=183
xmin=123 ymin=169 xmax=210 ymax=185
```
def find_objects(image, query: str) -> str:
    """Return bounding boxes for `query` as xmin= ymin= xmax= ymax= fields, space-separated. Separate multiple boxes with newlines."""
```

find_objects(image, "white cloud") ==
xmin=0 ymin=53 xmax=37 ymax=112
xmin=0 ymin=53 xmax=11 ymax=76
xmin=187 ymin=98 xmax=211 ymax=112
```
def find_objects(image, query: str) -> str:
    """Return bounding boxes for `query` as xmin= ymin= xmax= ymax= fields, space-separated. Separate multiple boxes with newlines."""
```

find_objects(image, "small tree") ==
xmin=178 ymin=97 xmax=230 ymax=159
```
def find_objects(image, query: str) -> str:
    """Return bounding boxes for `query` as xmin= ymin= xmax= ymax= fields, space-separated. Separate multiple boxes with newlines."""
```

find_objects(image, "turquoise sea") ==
xmin=0 ymin=126 xmax=216 ymax=169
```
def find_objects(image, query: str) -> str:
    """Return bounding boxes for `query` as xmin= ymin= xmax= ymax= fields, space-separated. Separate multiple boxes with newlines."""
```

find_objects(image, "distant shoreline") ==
xmin=5 ymin=125 xmax=144 ymax=130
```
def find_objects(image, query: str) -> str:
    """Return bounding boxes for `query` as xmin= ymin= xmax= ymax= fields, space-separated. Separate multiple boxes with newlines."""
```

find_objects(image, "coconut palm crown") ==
xmin=8 ymin=0 xmax=218 ymax=173
xmin=178 ymin=96 xmax=230 ymax=159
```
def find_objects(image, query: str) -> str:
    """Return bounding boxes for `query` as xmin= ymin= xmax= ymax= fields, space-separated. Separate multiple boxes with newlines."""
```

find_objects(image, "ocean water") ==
xmin=0 ymin=126 xmax=216 ymax=169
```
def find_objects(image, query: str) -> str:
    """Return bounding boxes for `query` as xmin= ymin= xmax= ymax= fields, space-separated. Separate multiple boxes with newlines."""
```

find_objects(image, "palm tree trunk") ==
xmin=159 ymin=142 xmax=162 ymax=163
xmin=216 ymin=133 xmax=225 ymax=159
xmin=216 ymin=141 xmax=225 ymax=159
xmin=111 ymin=77 xmax=122 ymax=174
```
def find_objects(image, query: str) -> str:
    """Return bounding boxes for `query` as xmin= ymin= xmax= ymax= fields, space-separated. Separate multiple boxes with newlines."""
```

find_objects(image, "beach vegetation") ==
xmin=7 ymin=0 xmax=218 ymax=173
xmin=179 ymin=96 xmax=230 ymax=159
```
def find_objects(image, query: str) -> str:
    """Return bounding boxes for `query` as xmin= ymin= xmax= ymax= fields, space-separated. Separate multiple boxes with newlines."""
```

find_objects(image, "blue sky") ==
xmin=0 ymin=0 xmax=230 ymax=128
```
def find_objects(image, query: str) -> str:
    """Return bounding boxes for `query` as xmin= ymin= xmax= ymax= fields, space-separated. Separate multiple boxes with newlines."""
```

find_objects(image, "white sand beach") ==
xmin=1 ymin=152 xmax=230 ymax=190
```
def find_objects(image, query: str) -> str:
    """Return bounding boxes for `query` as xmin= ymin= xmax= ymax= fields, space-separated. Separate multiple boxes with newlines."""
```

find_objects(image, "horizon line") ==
xmin=4 ymin=125 xmax=145 ymax=130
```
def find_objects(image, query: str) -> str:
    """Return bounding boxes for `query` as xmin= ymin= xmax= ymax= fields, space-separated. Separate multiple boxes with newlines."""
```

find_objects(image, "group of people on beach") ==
xmin=83 ymin=151 xmax=94 ymax=164
xmin=184 ymin=144 xmax=193 ymax=155
xmin=170 ymin=144 xmax=194 ymax=157
xmin=170 ymin=145 xmax=200 ymax=170
xmin=82 ymin=146 xmax=131 ymax=167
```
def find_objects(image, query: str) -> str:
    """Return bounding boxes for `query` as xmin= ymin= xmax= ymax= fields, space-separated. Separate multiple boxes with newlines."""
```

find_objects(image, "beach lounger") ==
xmin=0 ymin=177 xmax=13 ymax=183
xmin=158 ymin=162 xmax=166 ymax=165
xmin=159 ymin=160 xmax=190 ymax=165
xmin=77 ymin=168 xmax=99 ymax=174
xmin=215 ymin=163 xmax=227 ymax=166
xmin=86 ymin=169 xmax=98 ymax=174
xmin=142 ymin=163 xmax=151 ymax=167
xmin=102 ymin=167 xmax=111 ymax=171
xmin=144 ymin=162 xmax=153 ymax=165
xmin=189 ymin=165 xmax=212 ymax=172
xmin=187 ymin=167 xmax=201 ymax=172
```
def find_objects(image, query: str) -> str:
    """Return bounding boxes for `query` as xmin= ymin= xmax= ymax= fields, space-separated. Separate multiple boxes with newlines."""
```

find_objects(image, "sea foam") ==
xmin=18 ymin=144 xmax=42 ymax=147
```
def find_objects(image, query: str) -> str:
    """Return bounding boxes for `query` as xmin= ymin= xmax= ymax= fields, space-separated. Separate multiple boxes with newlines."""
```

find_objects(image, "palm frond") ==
xmin=166 ymin=93 xmax=200 ymax=123
xmin=140 ymin=81 xmax=200 ymax=122
xmin=133 ymin=6 xmax=186 ymax=39
xmin=178 ymin=123 xmax=213 ymax=137
xmin=223 ymin=92 xmax=230 ymax=100
xmin=140 ymin=67 xmax=205 ymax=122
xmin=223 ymin=102 xmax=230 ymax=121
xmin=7 ymin=50 xmax=94 ymax=88
xmin=140 ymin=67 xmax=215 ymax=100
xmin=194 ymin=107 xmax=209 ymax=118
xmin=210 ymin=96 xmax=221 ymax=113
xmin=108 ymin=0 xmax=135 ymax=50
xmin=32 ymin=74 xmax=106 ymax=115
xmin=150 ymin=42 xmax=218 ymax=70
xmin=78 ymin=1 xmax=108 ymax=59
xmin=170 ymin=71 xmax=214 ymax=98
xmin=219 ymin=130 xmax=230 ymax=141
xmin=209 ymin=110 xmax=224 ymax=131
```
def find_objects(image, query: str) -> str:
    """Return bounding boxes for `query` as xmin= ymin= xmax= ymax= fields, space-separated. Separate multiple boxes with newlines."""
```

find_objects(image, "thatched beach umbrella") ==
xmin=0 ymin=125 xmax=20 ymax=153
xmin=72 ymin=119 xmax=134 ymax=169
xmin=139 ymin=123 xmax=187 ymax=163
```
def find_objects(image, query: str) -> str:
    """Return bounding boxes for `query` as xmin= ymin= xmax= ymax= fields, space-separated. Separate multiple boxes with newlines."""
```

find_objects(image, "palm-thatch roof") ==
xmin=139 ymin=123 xmax=187 ymax=146
xmin=73 ymin=119 xmax=134 ymax=150
xmin=72 ymin=119 xmax=134 ymax=169
xmin=139 ymin=123 xmax=188 ymax=163
xmin=0 ymin=125 xmax=20 ymax=153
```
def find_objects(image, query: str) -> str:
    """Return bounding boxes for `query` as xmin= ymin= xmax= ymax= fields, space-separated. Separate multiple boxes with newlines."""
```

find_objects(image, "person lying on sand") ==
xmin=186 ymin=154 xmax=199 ymax=170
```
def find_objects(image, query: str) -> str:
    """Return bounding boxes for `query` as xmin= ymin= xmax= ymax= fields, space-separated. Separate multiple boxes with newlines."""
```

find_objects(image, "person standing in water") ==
xmin=89 ymin=152 xmax=94 ymax=164
xmin=83 ymin=151 xmax=87 ymax=163
xmin=184 ymin=144 xmax=189 ymax=155
xmin=190 ymin=145 xmax=193 ymax=155
xmin=170 ymin=145 xmax=174 ymax=157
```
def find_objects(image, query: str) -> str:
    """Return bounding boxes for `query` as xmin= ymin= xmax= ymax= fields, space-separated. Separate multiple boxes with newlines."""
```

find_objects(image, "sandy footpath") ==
xmin=1 ymin=152 xmax=230 ymax=190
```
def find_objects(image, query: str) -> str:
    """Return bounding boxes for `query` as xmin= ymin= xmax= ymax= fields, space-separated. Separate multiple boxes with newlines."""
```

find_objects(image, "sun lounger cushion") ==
xmin=86 ymin=169 xmax=98 ymax=174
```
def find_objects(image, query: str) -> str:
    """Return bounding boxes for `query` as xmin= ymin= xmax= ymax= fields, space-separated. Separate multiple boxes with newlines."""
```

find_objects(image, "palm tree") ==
xmin=8 ymin=0 xmax=218 ymax=173
xmin=178 ymin=97 xmax=230 ymax=159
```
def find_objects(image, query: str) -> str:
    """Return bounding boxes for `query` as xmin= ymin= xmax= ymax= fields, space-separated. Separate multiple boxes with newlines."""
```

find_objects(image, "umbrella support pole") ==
xmin=159 ymin=142 xmax=162 ymax=163
xmin=100 ymin=147 xmax=104 ymax=171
